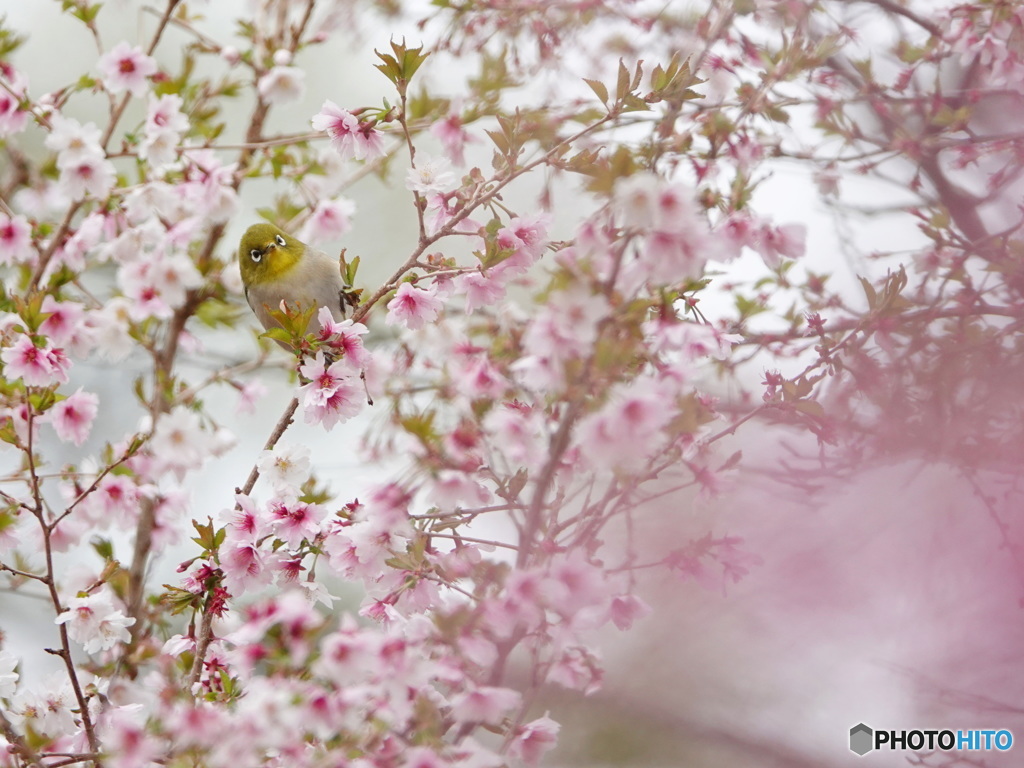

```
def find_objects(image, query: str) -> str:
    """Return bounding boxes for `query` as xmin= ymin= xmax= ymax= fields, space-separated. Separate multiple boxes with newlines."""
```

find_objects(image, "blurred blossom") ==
xmin=48 ymin=388 xmax=99 ymax=446
xmin=405 ymin=156 xmax=455 ymax=194
xmin=299 ymin=197 xmax=356 ymax=243
xmin=257 ymin=65 xmax=305 ymax=105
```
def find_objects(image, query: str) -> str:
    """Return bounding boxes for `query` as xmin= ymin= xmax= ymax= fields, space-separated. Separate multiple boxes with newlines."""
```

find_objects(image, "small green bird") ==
xmin=238 ymin=223 xmax=351 ymax=336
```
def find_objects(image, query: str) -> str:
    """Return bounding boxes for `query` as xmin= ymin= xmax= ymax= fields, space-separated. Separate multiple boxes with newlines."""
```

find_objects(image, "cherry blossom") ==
xmin=54 ymin=591 xmax=136 ymax=653
xmin=8 ymin=675 xmax=78 ymax=737
xmin=452 ymin=270 xmax=506 ymax=313
xmin=48 ymin=388 xmax=98 ymax=446
xmin=315 ymin=311 xmax=371 ymax=369
xmin=405 ymin=156 xmax=456 ymax=194
xmin=0 ymin=4 xmax=1000 ymax=767
xmin=450 ymin=686 xmax=521 ymax=726
xmin=146 ymin=93 xmax=188 ymax=134
xmin=57 ymin=152 xmax=116 ymax=201
xmin=0 ymin=65 xmax=28 ymax=136
xmin=44 ymin=114 xmax=103 ymax=165
xmin=386 ymin=282 xmax=443 ymax=329
xmin=148 ymin=407 xmax=211 ymax=479
xmin=298 ymin=352 xmax=364 ymax=429
xmin=97 ymin=41 xmax=157 ymax=96
xmin=267 ymin=498 xmax=326 ymax=549
xmin=0 ymin=213 xmax=34 ymax=266
xmin=608 ymin=594 xmax=653 ymax=631
xmin=257 ymin=65 xmax=306 ymax=105
xmin=257 ymin=442 xmax=312 ymax=493
xmin=311 ymin=100 xmax=385 ymax=161
xmin=431 ymin=111 xmax=474 ymax=166
xmin=508 ymin=715 xmax=561 ymax=766
xmin=298 ymin=197 xmax=356 ymax=243
xmin=757 ymin=221 xmax=807 ymax=267
xmin=1 ymin=334 xmax=70 ymax=387
xmin=575 ymin=376 xmax=674 ymax=472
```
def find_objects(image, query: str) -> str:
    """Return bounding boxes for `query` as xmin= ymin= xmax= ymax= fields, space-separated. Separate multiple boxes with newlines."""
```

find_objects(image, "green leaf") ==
xmin=616 ymin=59 xmax=630 ymax=101
xmin=260 ymin=327 xmax=294 ymax=344
xmin=583 ymin=77 xmax=608 ymax=105
xmin=91 ymin=537 xmax=114 ymax=560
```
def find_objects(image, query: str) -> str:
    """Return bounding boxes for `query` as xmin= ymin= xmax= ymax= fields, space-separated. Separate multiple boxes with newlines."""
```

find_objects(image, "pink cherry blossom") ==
xmin=0 ymin=213 xmax=34 ymax=266
xmin=299 ymin=352 xmax=349 ymax=407
xmin=609 ymin=593 xmax=653 ymax=630
xmin=0 ymin=65 xmax=28 ymax=137
xmin=1 ymin=334 xmax=69 ymax=387
xmin=257 ymin=65 xmax=305 ymax=105
xmin=311 ymin=100 xmax=385 ymax=162
xmin=575 ymin=376 xmax=672 ymax=472
xmin=299 ymin=197 xmax=356 ymax=244
xmin=99 ymin=706 xmax=162 ymax=768
xmin=140 ymin=127 xmax=179 ymax=166
xmin=57 ymin=153 xmax=116 ymax=201
xmin=314 ymin=310 xmax=370 ymax=367
xmin=757 ymin=222 xmax=807 ymax=267
xmin=235 ymin=379 xmax=268 ymax=415
xmin=547 ymin=645 xmax=602 ymax=694
xmin=97 ymin=41 xmax=157 ymax=97
xmin=298 ymin=352 xmax=363 ymax=429
xmin=146 ymin=93 xmax=188 ymax=134
xmin=402 ymin=747 xmax=449 ymax=768
xmin=386 ymin=282 xmax=443 ymax=330
xmin=481 ymin=403 xmax=547 ymax=472
xmin=268 ymin=499 xmax=326 ymax=549
xmin=149 ymin=407 xmax=211 ymax=479
xmin=311 ymin=101 xmax=360 ymax=154
xmin=453 ymin=270 xmax=506 ymax=314
xmin=508 ymin=715 xmax=560 ymax=766
xmin=428 ymin=470 xmax=491 ymax=512
xmin=54 ymin=591 xmax=136 ymax=653
xmin=83 ymin=474 xmax=140 ymax=527
xmin=493 ymin=213 xmax=549 ymax=274
xmin=431 ymin=111 xmax=475 ymax=166
xmin=715 ymin=212 xmax=759 ymax=261
xmin=450 ymin=686 xmax=521 ymax=726
xmin=49 ymin=388 xmax=98 ymax=446
xmin=224 ymin=494 xmax=267 ymax=540
xmin=39 ymin=296 xmax=84 ymax=347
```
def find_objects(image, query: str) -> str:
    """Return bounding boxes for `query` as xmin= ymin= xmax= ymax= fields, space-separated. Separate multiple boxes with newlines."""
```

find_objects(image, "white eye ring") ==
xmin=250 ymin=249 xmax=262 ymax=262
xmin=275 ymin=234 xmax=286 ymax=246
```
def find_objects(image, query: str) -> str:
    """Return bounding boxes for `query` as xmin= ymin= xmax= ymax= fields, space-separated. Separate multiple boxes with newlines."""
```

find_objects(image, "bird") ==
xmin=237 ymin=222 xmax=355 ymax=338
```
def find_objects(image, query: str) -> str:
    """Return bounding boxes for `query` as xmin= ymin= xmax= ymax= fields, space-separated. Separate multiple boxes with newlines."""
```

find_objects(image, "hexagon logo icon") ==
xmin=850 ymin=723 xmax=873 ymax=756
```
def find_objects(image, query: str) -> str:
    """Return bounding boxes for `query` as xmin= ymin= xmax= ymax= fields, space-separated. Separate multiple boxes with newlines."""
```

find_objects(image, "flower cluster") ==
xmin=2 ymin=2 xmax=1015 ymax=768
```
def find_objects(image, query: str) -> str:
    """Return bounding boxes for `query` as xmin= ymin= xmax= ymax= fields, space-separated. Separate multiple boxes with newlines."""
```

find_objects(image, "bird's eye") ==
xmin=250 ymin=249 xmax=262 ymax=263
xmin=275 ymin=234 xmax=286 ymax=247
